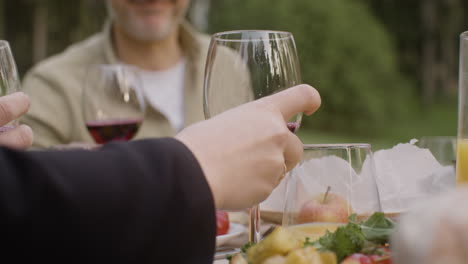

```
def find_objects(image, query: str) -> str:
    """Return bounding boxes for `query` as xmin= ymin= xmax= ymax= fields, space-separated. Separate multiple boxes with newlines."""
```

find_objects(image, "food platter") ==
xmin=216 ymin=223 xmax=246 ymax=247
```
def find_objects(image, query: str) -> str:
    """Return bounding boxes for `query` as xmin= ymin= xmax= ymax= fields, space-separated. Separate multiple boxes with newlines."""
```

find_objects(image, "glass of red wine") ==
xmin=203 ymin=30 xmax=303 ymax=243
xmin=82 ymin=64 xmax=146 ymax=144
xmin=0 ymin=40 xmax=21 ymax=132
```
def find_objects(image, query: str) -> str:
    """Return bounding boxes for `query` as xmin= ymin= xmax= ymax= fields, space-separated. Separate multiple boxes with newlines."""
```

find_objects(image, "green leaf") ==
xmin=241 ymin=242 xmax=255 ymax=254
xmin=303 ymin=237 xmax=315 ymax=248
xmin=314 ymin=223 xmax=365 ymax=262
xmin=348 ymin=214 xmax=358 ymax=223
xmin=359 ymin=212 xmax=396 ymax=244
xmin=315 ymin=230 xmax=335 ymax=250
xmin=362 ymin=212 xmax=395 ymax=229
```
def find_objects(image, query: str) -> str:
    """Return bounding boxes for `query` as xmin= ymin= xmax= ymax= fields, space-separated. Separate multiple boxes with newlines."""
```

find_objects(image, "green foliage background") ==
xmin=209 ymin=0 xmax=413 ymax=136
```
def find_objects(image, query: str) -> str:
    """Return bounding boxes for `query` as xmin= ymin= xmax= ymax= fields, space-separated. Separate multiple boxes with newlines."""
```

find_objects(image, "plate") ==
xmin=216 ymin=223 xmax=246 ymax=247
xmin=260 ymin=210 xmax=284 ymax=224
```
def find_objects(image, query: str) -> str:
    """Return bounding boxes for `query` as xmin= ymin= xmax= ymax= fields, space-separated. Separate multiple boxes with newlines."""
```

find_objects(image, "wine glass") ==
xmin=282 ymin=144 xmax=382 ymax=242
xmin=203 ymin=30 xmax=303 ymax=243
xmin=418 ymin=136 xmax=456 ymax=167
xmin=0 ymin=40 xmax=21 ymax=132
xmin=82 ymin=64 xmax=146 ymax=144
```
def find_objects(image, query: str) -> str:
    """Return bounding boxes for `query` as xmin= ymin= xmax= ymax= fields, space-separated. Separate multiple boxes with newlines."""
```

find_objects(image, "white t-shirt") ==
xmin=137 ymin=59 xmax=186 ymax=132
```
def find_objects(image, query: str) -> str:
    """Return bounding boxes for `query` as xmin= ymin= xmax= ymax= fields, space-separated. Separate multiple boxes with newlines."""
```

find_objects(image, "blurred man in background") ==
xmin=21 ymin=0 xmax=212 ymax=148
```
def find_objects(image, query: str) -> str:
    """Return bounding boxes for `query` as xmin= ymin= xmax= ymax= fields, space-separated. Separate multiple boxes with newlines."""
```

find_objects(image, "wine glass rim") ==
xmin=212 ymin=30 xmax=293 ymax=42
xmin=0 ymin=40 xmax=10 ymax=50
xmin=461 ymin=31 xmax=468 ymax=39
xmin=303 ymin=143 xmax=371 ymax=150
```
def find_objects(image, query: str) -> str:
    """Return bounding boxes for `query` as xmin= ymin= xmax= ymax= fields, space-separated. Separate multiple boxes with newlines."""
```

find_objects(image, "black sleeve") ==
xmin=0 ymin=138 xmax=216 ymax=263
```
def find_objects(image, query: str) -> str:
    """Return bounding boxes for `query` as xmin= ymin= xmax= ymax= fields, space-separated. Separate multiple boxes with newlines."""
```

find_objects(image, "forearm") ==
xmin=0 ymin=138 xmax=215 ymax=262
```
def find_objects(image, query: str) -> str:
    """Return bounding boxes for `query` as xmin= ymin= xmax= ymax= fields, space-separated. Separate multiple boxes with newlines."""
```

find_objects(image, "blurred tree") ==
xmin=32 ymin=0 xmax=48 ymax=63
xmin=439 ymin=0 xmax=464 ymax=97
xmin=3 ymin=0 xmax=34 ymax=75
xmin=0 ymin=0 xmax=5 ymax=39
xmin=0 ymin=0 xmax=105 ymax=76
xmin=362 ymin=0 xmax=468 ymax=104
xmin=209 ymin=0 xmax=412 ymax=135
xmin=421 ymin=0 xmax=437 ymax=104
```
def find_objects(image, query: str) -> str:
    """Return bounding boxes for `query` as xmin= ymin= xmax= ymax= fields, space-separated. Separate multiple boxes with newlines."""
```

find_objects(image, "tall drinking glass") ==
xmin=204 ymin=30 xmax=303 ymax=243
xmin=0 ymin=40 xmax=21 ymax=131
xmin=457 ymin=31 xmax=468 ymax=184
xmin=282 ymin=144 xmax=382 ymax=242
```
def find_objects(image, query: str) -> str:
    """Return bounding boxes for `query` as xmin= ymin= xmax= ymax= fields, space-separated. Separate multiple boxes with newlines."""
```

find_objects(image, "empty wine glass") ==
xmin=0 ymin=40 xmax=21 ymax=132
xmin=417 ymin=136 xmax=456 ymax=167
xmin=282 ymin=144 xmax=382 ymax=242
xmin=204 ymin=30 xmax=303 ymax=243
xmin=82 ymin=64 xmax=146 ymax=144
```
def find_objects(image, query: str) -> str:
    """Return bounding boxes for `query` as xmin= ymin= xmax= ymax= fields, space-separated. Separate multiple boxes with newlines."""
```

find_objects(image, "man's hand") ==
xmin=176 ymin=84 xmax=321 ymax=210
xmin=0 ymin=92 xmax=33 ymax=149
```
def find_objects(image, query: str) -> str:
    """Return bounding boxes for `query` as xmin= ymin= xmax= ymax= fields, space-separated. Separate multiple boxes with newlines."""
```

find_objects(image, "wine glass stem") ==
xmin=249 ymin=205 xmax=261 ymax=243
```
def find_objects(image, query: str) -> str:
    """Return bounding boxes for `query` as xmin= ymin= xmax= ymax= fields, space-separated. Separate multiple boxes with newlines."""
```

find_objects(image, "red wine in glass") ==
xmin=85 ymin=118 xmax=143 ymax=144
xmin=287 ymin=122 xmax=299 ymax=133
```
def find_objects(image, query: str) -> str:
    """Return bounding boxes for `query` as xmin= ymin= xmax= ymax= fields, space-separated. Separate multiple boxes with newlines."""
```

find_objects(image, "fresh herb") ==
xmin=226 ymin=242 xmax=255 ymax=261
xmin=241 ymin=242 xmax=255 ymax=253
xmin=313 ymin=222 xmax=366 ymax=261
xmin=356 ymin=212 xmax=396 ymax=245
xmin=311 ymin=212 xmax=395 ymax=262
xmin=303 ymin=237 xmax=314 ymax=248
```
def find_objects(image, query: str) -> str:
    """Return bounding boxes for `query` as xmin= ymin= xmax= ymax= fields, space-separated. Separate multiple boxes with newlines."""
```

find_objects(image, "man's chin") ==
xmin=132 ymin=26 xmax=176 ymax=42
xmin=123 ymin=19 xmax=176 ymax=42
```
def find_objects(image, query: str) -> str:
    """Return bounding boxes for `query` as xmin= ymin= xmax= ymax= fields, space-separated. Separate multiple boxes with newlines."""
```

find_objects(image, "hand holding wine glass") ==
xmin=82 ymin=64 xmax=146 ymax=144
xmin=177 ymin=84 xmax=321 ymax=210
xmin=0 ymin=40 xmax=21 ymax=129
xmin=203 ymin=30 xmax=304 ymax=242
xmin=0 ymin=92 xmax=33 ymax=149
xmin=0 ymin=40 xmax=32 ymax=149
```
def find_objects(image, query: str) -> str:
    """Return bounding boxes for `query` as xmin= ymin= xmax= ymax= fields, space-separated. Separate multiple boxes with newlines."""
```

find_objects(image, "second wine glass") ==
xmin=204 ymin=30 xmax=303 ymax=243
xmin=0 ymin=40 xmax=21 ymax=132
xmin=82 ymin=64 xmax=146 ymax=144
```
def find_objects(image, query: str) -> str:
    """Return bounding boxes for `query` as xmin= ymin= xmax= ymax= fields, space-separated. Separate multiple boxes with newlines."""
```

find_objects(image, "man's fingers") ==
xmin=263 ymin=84 xmax=321 ymax=121
xmin=283 ymin=132 xmax=303 ymax=172
xmin=0 ymin=124 xmax=33 ymax=149
xmin=0 ymin=92 xmax=30 ymax=126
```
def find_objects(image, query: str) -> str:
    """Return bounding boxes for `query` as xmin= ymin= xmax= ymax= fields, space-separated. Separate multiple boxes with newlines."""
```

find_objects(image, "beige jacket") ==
xmin=21 ymin=22 xmax=212 ymax=148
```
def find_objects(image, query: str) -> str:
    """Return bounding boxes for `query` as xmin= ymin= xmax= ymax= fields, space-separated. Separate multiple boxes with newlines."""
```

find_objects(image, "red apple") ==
xmin=341 ymin=253 xmax=373 ymax=264
xmin=298 ymin=190 xmax=350 ymax=223
xmin=216 ymin=210 xmax=230 ymax=236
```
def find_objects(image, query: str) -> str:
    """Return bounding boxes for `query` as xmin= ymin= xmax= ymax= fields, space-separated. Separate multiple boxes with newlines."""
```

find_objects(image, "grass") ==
xmin=297 ymin=100 xmax=457 ymax=151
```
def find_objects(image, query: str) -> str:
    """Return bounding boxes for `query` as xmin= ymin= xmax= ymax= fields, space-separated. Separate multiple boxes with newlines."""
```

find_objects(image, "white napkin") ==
xmin=373 ymin=140 xmax=456 ymax=213
xmin=261 ymin=140 xmax=456 ymax=215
